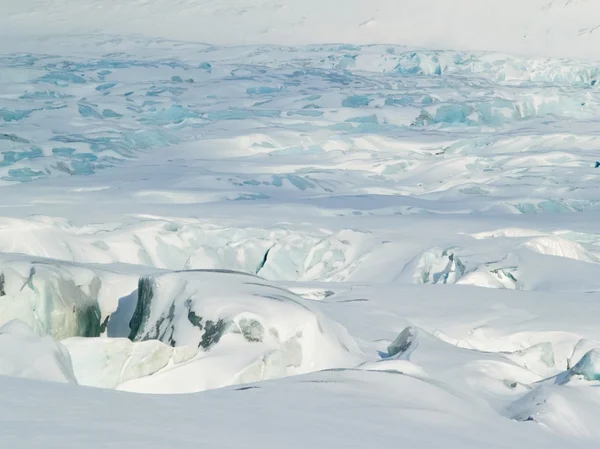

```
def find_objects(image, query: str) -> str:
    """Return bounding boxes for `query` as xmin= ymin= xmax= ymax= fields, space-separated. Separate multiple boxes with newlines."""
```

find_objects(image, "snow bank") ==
xmin=0 ymin=320 xmax=76 ymax=384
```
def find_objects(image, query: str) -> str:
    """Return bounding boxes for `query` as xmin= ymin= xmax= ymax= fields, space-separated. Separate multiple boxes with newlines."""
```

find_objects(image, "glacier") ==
xmin=1 ymin=1 xmax=600 ymax=448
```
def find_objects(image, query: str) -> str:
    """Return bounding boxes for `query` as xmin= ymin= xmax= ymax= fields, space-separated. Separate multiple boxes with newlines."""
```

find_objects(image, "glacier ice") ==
xmin=1 ymin=37 xmax=600 ymax=445
xmin=128 ymin=270 xmax=362 ymax=373
xmin=62 ymin=337 xmax=197 ymax=388
xmin=397 ymin=247 xmax=467 ymax=284
xmin=387 ymin=326 xmax=419 ymax=358
xmin=37 ymin=72 xmax=87 ymax=86
xmin=0 ymin=257 xmax=142 ymax=340
xmin=557 ymin=349 xmax=600 ymax=384
xmin=0 ymin=263 xmax=102 ymax=339
xmin=567 ymin=339 xmax=600 ymax=370
xmin=342 ymin=95 xmax=371 ymax=108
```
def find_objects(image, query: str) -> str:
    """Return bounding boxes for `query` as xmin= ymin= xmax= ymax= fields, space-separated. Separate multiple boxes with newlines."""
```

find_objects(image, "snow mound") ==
xmin=504 ymin=342 xmax=556 ymax=378
xmin=62 ymin=337 xmax=197 ymax=389
xmin=507 ymin=383 xmax=598 ymax=437
xmin=396 ymin=247 xmax=466 ymax=284
xmin=521 ymin=236 xmax=597 ymax=263
xmin=121 ymin=270 xmax=362 ymax=392
xmin=371 ymin=326 xmax=545 ymax=410
xmin=0 ymin=320 xmax=76 ymax=384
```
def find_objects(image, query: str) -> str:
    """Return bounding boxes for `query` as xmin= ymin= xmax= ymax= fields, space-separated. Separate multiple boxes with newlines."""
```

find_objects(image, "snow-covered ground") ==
xmin=2 ymin=0 xmax=600 ymax=447
xmin=4 ymin=0 xmax=600 ymax=60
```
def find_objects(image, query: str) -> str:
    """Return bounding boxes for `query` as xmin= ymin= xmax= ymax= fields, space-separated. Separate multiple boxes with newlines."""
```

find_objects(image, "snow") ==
xmin=120 ymin=270 xmax=361 ymax=393
xmin=3 ymin=0 xmax=600 ymax=60
xmin=0 ymin=320 xmax=77 ymax=384
xmin=2 ymin=0 xmax=600 ymax=447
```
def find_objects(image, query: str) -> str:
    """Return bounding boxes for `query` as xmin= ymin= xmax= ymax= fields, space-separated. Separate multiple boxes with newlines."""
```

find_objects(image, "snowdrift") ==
xmin=0 ymin=320 xmax=77 ymax=384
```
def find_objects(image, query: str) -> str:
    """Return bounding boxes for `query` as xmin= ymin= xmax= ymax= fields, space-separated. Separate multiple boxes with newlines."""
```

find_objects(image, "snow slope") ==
xmin=3 ymin=0 xmax=600 ymax=59
xmin=3 ymin=370 xmax=590 ymax=449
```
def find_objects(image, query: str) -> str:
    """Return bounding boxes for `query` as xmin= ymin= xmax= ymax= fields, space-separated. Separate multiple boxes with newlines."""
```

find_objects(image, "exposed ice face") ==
xmin=557 ymin=349 xmax=600 ymax=384
xmin=0 ymin=319 xmax=76 ymax=384
xmin=0 ymin=255 xmax=147 ymax=340
xmin=397 ymin=247 xmax=466 ymax=284
xmin=387 ymin=326 xmax=419 ymax=358
xmin=568 ymin=349 xmax=600 ymax=382
xmin=0 ymin=263 xmax=102 ymax=339
xmin=62 ymin=337 xmax=197 ymax=389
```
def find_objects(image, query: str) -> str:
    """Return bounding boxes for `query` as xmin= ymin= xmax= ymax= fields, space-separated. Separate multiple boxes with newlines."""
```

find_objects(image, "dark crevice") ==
xmin=255 ymin=245 xmax=274 ymax=275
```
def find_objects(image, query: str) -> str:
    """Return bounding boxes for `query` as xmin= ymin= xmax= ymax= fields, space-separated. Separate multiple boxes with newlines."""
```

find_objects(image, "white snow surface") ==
xmin=0 ymin=320 xmax=77 ymax=384
xmin=3 ymin=0 xmax=600 ymax=60
xmin=2 ymin=0 xmax=600 ymax=447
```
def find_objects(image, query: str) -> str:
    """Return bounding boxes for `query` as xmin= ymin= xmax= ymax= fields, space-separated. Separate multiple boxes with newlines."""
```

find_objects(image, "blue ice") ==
xmin=140 ymin=105 xmax=200 ymax=125
xmin=246 ymin=86 xmax=281 ymax=95
xmin=0 ymin=108 xmax=35 ymax=122
xmin=434 ymin=104 xmax=476 ymax=125
xmin=19 ymin=91 xmax=69 ymax=100
xmin=206 ymin=109 xmax=281 ymax=120
xmin=342 ymin=95 xmax=371 ymax=108
xmin=569 ymin=349 xmax=600 ymax=381
xmin=52 ymin=147 xmax=76 ymax=156
xmin=385 ymin=95 xmax=434 ymax=107
xmin=1 ymin=147 xmax=43 ymax=166
xmin=77 ymin=104 xmax=103 ymax=119
xmin=0 ymin=133 xmax=30 ymax=144
xmin=233 ymin=193 xmax=270 ymax=201
xmin=146 ymin=87 xmax=186 ymax=97
xmin=37 ymin=72 xmax=86 ymax=86
xmin=286 ymin=110 xmax=323 ymax=117
xmin=95 ymin=83 xmax=117 ymax=91
xmin=102 ymin=109 xmax=122 ymax=118
xmin=198 ymin=62 xmax=212 ymax=72
xmin=4 ymin=168 xmax=45 ymax=182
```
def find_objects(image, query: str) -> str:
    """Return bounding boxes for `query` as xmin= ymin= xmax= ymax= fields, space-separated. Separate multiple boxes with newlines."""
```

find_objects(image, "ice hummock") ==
xmin=125 ymin=270 xmax=362 ymax=391
xmin=557 ymin=349 xmax=600 ymax=384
